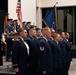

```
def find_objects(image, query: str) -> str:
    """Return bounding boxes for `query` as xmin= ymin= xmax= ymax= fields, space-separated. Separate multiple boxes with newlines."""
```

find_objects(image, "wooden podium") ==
xmin=13 ymin=32 xmax=19 ymax=41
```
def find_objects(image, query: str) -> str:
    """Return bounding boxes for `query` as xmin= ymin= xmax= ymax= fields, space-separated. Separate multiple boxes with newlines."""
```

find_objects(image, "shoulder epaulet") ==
xmin=16 ymin=39 xmax=20 ymax=41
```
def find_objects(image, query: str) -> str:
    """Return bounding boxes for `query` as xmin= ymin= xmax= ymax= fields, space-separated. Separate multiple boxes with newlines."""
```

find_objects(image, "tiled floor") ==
xmin=69 ymin=59 xmax=76 ymax=75
xmin=0 ymin=57 xmax=76 ymax=75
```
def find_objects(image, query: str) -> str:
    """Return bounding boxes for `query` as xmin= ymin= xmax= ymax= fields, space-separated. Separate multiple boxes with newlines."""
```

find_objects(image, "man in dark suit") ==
xmin=25 ymin=22 xmax=31 ymax=33
xmin=12 ymin=28 xmax=29 ymax=75
xmin=5 ymin=19 xmax=14 ymax=32
xmin=38 ymin=27 xmax=53 ymax=75
xmin=26 ymin=27 xmax=39 ymax=75
xmin=48 ymin=32 xmax=58 ymax=75
xmin=35 ymin=27 xmax=42 ymax=41
xmin=64 ymin=32 xmax=72 ymax=75
xmin=22 ymin=21 xmax=26 ymax=29
xmin=5 ymin=19 xmax=14 ymax=61
xmin=36 ymin=27 xmax=41 ymax=38
xmin=59 ymin=31 xmax=67 ymax=75
xmin=13 ymin=19 xmax=20 ymax=32
xmin=54 ymin=33 xmax=63 ymax=75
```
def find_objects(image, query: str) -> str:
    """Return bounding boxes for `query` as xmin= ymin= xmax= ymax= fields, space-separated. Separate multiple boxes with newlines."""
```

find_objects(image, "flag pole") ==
xmin=54 ymin=2 xmax=58 ymax=32
xmin=43 ymin=2 xmax=58 ymax=21
xmin=42 ymin=19 xmax=49 ymax=27
xmin=37 ymin=2 xmax=58 ymax=28
xmin=55 ymin=2 xmax=58 ymax=6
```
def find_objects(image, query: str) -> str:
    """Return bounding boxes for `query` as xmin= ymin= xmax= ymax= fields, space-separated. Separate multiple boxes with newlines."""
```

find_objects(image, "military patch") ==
xmin=40 ymin=47 xmax=44 ymax=51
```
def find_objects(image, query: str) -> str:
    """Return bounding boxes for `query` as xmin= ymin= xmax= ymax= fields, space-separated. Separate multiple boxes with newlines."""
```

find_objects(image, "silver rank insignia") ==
xmin=40 ymin=47 xmax=44 ymax=51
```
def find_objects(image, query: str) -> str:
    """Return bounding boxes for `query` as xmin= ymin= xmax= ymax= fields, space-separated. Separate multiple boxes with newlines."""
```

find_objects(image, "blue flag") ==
xmin=43 ymin=7 xmax=57 ymax=30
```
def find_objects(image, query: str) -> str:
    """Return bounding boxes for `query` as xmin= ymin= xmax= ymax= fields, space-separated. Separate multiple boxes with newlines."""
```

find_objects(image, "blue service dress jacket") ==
xmin=38 ymin=37 xmax=53 ymax=74
xmin=48 ymin=38 xmax=58 ymax=68
xmin=64 ymin=39 xmax=72 ymax=62
xmin=56 ymin=42 xmax=63 ymax=68
xmin=12 ymin=38 xmax=29 ymax=75
xmin=59 ymin=39 xmax=66 ymax=63
xmin=26 ymin=36 xmax=39 ymax=75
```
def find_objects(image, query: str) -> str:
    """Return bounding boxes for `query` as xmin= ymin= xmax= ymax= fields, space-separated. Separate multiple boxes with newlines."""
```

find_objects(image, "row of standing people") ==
xmin=12 ymin=27 xmax=72 ymax=75
xmin=5 ymin=19 xmax=32 ymax=61
xmin=5 ymin=19 xmax=31 ymax=33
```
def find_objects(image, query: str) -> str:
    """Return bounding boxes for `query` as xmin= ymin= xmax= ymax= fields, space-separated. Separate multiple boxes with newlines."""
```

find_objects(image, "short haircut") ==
xmin=50 ymin=28 xmax=55 ymax=32
xmin=35 ymin=27 xmax=41 ymax=31
xmin=42 ymin=27 xmax=50 ymax=33
xmin=18 ymin=28 xmax=26 ymax=35
xmin=29 ymin=25 xmax=35 ymax=29
xmin=59 ymin=31 xmax=65 ymax=35
xmin=65 ymin=32 xmax=70 ymax=35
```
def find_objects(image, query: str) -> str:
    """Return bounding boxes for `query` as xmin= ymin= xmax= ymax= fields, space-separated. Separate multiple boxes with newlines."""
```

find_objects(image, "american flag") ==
xmin=5 ymin=16 xmax=8 ymax=26
xmin=16 ymin=0 xmax=22 ymax=28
